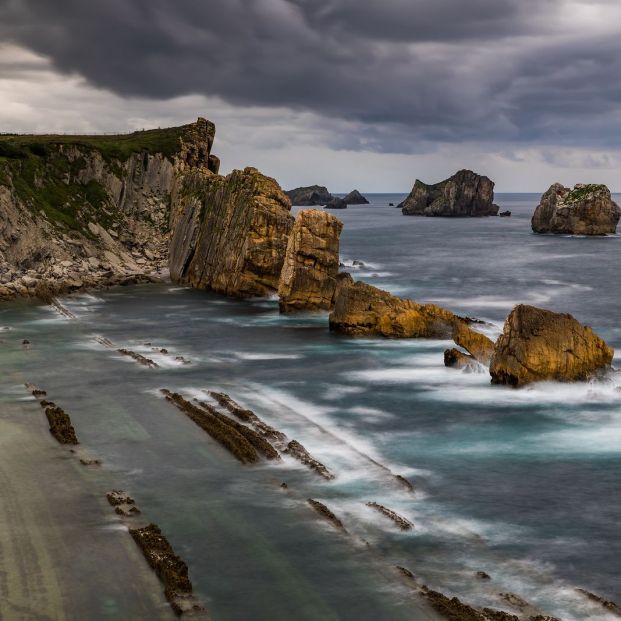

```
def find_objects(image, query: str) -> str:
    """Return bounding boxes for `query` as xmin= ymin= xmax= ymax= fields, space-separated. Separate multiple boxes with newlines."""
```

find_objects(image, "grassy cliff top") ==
xmin=0 ymin=118 xmax=214 ymax=163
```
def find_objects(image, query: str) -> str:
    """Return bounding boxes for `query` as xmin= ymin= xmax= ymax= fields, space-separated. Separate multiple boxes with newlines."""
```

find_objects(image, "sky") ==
xmin=1 ymin=0 xmax=621 ymax=192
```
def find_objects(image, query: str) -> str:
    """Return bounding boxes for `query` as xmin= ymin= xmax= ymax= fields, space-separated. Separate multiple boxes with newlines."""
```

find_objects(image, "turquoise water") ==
xmin=1 ymin=193 xmax=621 ymax=620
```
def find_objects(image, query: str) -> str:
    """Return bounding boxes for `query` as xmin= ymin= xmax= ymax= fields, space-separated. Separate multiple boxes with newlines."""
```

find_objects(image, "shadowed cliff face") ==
xmin=169 ymin=167 xmax=294 ymax=297
xmin=399 ymin=169 xmax=498 ymax=217
xmin=0 ymin=118 xmax=218 ymax=300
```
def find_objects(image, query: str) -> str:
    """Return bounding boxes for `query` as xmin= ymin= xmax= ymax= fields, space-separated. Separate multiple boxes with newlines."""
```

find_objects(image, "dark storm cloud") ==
xmin=0 ymin=0 xmax=620 ymax=151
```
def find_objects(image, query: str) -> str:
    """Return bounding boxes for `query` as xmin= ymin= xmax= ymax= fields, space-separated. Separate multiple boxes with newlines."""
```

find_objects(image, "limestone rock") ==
xmin=329 ymin=275 xmax=457 ymax=337
xmin=531 ymin=183 xmax=620 ymax=235
xmin=343 ymin=190 xmax=369 ymax=204
xmin=399 ymin=169 xmax=498 ymax=217
xmin=453 ymin=322 xmax=495 ymax=365
xmin=278 ymin=209 xmax=343 ymax=312
xmin=325 ymin=197 xmax=347 ymax=209
xmin=490 ymin=304 xmax=614 ymax=387
xmin=285 ymin=185 xmax=333 ymax=206
xmin=169 ymin=167 xmax=294 ymax=297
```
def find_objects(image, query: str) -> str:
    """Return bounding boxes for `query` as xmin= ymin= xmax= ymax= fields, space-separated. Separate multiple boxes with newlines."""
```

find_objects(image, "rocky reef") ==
xmin=490 ymin=304 xmax=614 ymax=386
xmin=329 ymin=274 xmax=458 ymax=338
xmin=531 ymin=183 xmax=620 ymax=235
xmin=325 ymin=196 xmax=347 ymax=209
xmin=343 ymin=189 xmax=369 ymax=205
xmin=278 ymin=209 xmax=343 ymax=312
xmin=0 ymin=118 xmax=217 ymax=300
xmin=285 ymin=185 xmax=333 ymax=206
xmin=399 ymin=169 xmax=498 ymax=217
xmin=169 ymin=167 xmax=293 ymax=297
xmin=445 ymin=322 xmax=496 ymax=369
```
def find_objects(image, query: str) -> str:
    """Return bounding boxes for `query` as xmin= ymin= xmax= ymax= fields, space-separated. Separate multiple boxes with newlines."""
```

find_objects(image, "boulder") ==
xmin=453 ymin=322 xmax=495 ymax=365
xmin=325 ymin=197 xmax=347 ymax=210
xmin=278 ymin=209 xmax=343 ymax=312
xmin=169 ymin=167 xmax=294 ymax=297
xmin=343 ymin=190 xmax=369 ymax=205
xmin=490 ymin=304 xmax=614 ymax=387
xmin=399 ymin=169 xmax=498 ymax=217
xmin=531 ymin=183 xmax=620 ymax=235
xmin=329 ymin=275 xmax=458 ymax=337
xmin=499 ymin=210 xmax=511 ymax=217
xmin=285 ymin=185 xmax=333 ymax=206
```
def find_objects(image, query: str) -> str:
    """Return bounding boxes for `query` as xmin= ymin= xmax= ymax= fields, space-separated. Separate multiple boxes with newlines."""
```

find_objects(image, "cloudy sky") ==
xmin=1 ymin=0 xmax=620 ymax=192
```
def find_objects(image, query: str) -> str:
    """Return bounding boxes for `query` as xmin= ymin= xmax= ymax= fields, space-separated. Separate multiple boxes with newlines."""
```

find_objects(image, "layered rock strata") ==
xmin=169 ymin=167 xmax=293 ymax=297
xmin=490 ymin=305 xmax=613 ymax=386
xmin=531 ymin=183 xmax=620 ymax=235
xmin=329 ymin=274 xmax=458 ymax=338
xmin=399 ymin=170 xmax=498 ymax=217
xmin=0 ymin=118 xmax=217 ymax=300
xmin=278 ymin=209 xmax=343 ymax=312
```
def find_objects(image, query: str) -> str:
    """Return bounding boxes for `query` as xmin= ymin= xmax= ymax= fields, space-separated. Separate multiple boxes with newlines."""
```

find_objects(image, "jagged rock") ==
xmin=453 ymin=322 xmax=495 ymax=365
xmin=169 ymin=167 xmax=293 ymax=297
xmin=278 ymin=209 xmax=343 ymax=312
xmin=343 ymin=190 xmax=369 ymax=204
xmin=325 ymin=197 xmax=347 ymax=209
xmin=399 ymin=170 xmax=498 ymax=217
xmin=329 ymin=274 xmax=457 ymax=338
xmin=575 ymin=588 xmax=621 ymax=617
xmin=490 ymin=305 xmax=614 ymax=387
xmin=285 ymin=185 xmax=333 ymax=206
xmin=307 ymin=499 xmax=346 ymax=532
xmin=531 ymin=183 xmax=620 ymax=235
xmin=420 ymin=586 xmax=517 ymax=621
xmin=45 ymin=404 xmax=78 ymax=445
xmin=498 ymin=210 xmax=511 ymax=217
xmin=366 ymin=502 xmax=413 ymax=530
xmin=444 ymin=348 xmax=480 ymax=371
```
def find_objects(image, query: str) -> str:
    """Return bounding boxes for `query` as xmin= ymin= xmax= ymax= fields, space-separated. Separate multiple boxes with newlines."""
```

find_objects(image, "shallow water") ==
xmin=1 ymin=193 xmax=621 ymax=620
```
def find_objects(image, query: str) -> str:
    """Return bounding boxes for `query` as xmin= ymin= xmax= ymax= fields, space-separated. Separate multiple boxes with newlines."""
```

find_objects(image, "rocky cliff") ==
xmin=490 ymin=304 xmax=614 ymax=386
xmin=531 ymin=183 xmax=620 ymax=235
xmin=169 ymin=167 xmax=294 ymax=297
xmin=343 ymin=190 xmax=369 ymax=205
xmin=278 ymin=209 xmax=342 ymax=312
xmin=285 ymin=185 xmax=333 ymax=206
xmin=329 ymin=275 xmax=458 ymax=337
xmin=0 ymin=118 xmax=218 ymax=299
xmin=399 ymin=169 xmax=498 ymax=217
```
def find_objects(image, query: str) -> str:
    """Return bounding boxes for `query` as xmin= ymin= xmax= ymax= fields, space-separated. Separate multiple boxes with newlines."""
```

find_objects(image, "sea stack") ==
xmin=278 ymin=209 xmax=343 ymax=312
xmin=531 ymin=183 xmax=620 ymax=235
xmin=285 ymin=185 xmax=333 ymax=206
xmin=490 ymin=304 xmax=614 ymax=387
xmin=325 ymin=197 xmax=347 ymax=209
xmin=343 ymin=190 xmax=369 ymax=205
xmin=399 ymin=169 xmax=498 ymax=217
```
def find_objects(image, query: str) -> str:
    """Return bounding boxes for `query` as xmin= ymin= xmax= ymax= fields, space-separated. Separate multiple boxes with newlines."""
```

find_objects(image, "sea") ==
xmin=1 ymin=193 xmax=620 ymax=620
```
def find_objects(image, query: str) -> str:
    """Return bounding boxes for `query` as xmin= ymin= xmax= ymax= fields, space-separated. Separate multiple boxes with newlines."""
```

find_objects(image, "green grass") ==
xmin=565 ymin=184 xmax=605 ymax=203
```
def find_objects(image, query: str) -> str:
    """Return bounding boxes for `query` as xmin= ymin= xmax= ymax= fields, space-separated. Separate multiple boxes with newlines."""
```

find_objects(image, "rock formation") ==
xmin=329 ymin=274 xmax=458 ymax=337
xmin=343 ymin=190 xmax=369 ymax=204
xmin=531 ymin=183 xmax=620 ymax=235
xmin=278 ymin=209 xmax=343 ymax=312
xmin=285 ymin=185 xmax=333 ymax=206
xmin=451 ymin=322 xmax=495 ymax=365
xmin=490 ymin=304 xmax=614 ymax=387
xmin=399 ymin=169 xmax=498 ymax=217
xmin=169 ymin=167 xmax=294 ymax=297
xmin=325 ymin=197 xmax=347 ymax=209
xmin=0 ymin=118 xmax=217 ymax=300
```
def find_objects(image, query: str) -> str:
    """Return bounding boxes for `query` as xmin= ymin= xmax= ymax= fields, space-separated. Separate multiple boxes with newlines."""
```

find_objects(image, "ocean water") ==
xmin=1 ymin=193 xmax=621 ymax=620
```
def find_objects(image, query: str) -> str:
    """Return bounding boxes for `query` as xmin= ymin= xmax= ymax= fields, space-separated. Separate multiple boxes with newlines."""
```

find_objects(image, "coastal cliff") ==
xmin=0 ymin=118 xmax=218 ymax=299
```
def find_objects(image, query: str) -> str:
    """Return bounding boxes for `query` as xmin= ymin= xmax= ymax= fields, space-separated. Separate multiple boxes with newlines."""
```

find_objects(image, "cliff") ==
xmin=399 ymin=169 xmax=498 ymax=217
xmin=169 ymin=167 xmax=294 ymax=297
xmin=278 ymin=209 xmax=342 ymax=312
xmin=0 ymin=118 xmax=218 ymax=299
xmin=531 ymin=183 xmax=620 ymax=235
xmin=285 ymin=185 xmax=333 ymax=206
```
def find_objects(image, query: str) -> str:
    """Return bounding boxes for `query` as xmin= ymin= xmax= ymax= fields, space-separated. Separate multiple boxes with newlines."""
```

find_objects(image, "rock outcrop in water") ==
xmin=329 ymin=274 xmax=458 ymax=337
xmin=278 ymin=209 xmax=343 ymax=312
xmin=0 ymin=118 xmax=217 ymax=301
xmin=325 ymin=196 xmax=347 ymax=209
xmin=448 ymin=322 xmax=496 ymax=366
xmin=285 ymin=185 xmax=333 ymax=206
xmin=343 ymin=190 xmax=369 ymax=205
xmin=490 ymin=304 xmax=614 ymax=387
xmin=531 ymin=183 xmax=620 ymax=235
xmin=169 ymin=167 xmax=294 ymax=297
xmin=399 ymin=170 xmax=498 ymax=217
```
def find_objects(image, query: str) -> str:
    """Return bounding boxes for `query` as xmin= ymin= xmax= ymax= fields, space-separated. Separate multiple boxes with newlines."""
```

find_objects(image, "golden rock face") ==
xmin=490 ymin=304 xmax=614 ymax=387
xmin=169 ymin=167 xmax=294 ymax=297
xmin=278 ymin=209 xmax=343 ymax=313
xmin=329 ymin=277 xmax=457 ymax=338
xmin=452 ymin=322 xmax=495 ymax=365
